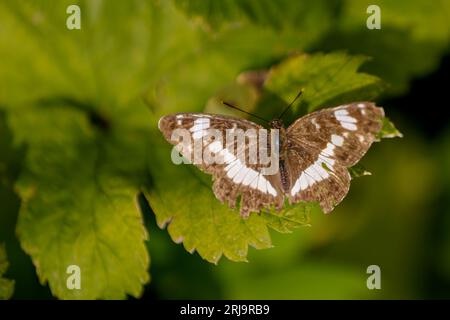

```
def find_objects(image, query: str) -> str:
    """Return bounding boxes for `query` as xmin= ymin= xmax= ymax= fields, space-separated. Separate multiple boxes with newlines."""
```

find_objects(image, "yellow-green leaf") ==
xmin=0 ymin=244 xmax=14 ymax=300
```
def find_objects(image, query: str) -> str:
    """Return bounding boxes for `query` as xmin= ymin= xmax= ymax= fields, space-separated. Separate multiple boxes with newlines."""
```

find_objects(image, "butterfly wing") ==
xmin=285 ymin=102 xmax=384 ymax=213
xmin=158 ymin=113 xmax=284 ymax=217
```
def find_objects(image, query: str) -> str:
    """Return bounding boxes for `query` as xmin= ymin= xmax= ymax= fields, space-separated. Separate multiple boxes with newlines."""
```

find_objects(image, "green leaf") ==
xmin=0 ymin=0 xmax=201 ymax=107
xmin=175 ymin=0 xmax=450 ymax=96
xmin=11 ymin=105 xmax=150 ymax=299
xmin=147 ymin=52 xmax=397 ymax=263
xmin=205 ymin=52 xmax=386 ymax=124
xmin=348 ymin=165 xmax=372 ymax=179
xmin=263 ymin=53 xmax=385 ymax=117
xmin=0 ymin=244 xmax=14 ymax=300
xmin=173 ymin=0 xmax=335 ymax=36
xmin=262 ymin=202 xmax=316 ymax=234
xmin=0 ymin=0 xmax=191 ymax=299
xmin=378 ymin=117 xmax=403 ymax=139
xmin=317 ymin=0 xmax=450 ymax=95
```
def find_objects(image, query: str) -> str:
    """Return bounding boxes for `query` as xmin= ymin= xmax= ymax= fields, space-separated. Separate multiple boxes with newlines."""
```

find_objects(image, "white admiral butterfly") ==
xmin=159 ymin=99 xmax=384 ymax=217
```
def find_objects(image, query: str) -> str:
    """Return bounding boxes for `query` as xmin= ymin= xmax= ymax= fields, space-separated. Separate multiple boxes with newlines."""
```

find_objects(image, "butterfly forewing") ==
xmin=158 ymin=113 xmax=284 ymax=217
xmin=285 ymin=102 xmax=384 ymax=212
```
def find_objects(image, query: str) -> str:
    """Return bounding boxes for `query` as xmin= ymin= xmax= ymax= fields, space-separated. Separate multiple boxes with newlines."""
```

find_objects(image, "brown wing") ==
xmin=285 ymin=102 xmax=384 ymax=213
xmin=158 ymin=113 xmax=284 ymax=217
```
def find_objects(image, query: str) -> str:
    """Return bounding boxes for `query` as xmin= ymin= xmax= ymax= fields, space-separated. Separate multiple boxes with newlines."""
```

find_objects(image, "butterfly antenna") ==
xmin=222 ymin=101 xmax=270 ymax=123
xmin=278 ymin=89 xmax=303 ymax=119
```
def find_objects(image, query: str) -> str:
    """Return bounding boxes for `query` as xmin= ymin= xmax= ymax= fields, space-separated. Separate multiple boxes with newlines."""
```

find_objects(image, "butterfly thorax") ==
xmin=269 ymin=118 xmax=288 ymax=156
xmin=269 ymin=118 xmax=288 ymax=152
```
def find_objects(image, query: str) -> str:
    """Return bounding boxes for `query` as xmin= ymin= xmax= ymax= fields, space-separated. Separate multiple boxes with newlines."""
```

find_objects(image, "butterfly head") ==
xmin=269 ymin=119 xmax=284 ymax=129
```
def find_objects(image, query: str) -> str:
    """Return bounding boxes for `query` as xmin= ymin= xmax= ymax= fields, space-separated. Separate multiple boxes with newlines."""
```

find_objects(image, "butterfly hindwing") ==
xmin=158 ymin=113 xmax=284 ymax=217
xmin=285 ymin=102 xmax=384 ymax=212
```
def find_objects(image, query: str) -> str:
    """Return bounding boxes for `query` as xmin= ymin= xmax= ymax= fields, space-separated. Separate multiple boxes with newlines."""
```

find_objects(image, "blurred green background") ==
xmin=0 ymin=0 xmax=450 ymax=299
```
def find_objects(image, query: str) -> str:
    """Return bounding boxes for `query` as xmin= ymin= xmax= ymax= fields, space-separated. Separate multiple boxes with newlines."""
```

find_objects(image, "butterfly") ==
xmin=158 ymin=99 xmax=384 ymax=217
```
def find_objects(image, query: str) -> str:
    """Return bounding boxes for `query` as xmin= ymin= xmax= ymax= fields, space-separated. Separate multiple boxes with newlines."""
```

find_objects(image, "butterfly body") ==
xmin=158 ymin=102 xmax=384 ymax=217
xmin=268 ymin=121 xmax=291 ymax=193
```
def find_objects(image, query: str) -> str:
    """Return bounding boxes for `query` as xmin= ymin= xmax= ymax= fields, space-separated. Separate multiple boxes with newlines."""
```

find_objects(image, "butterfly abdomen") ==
xmin=279 ymin=159 xmax=290 ymax=193
xmin=276 ymin=129 xmax=291 ymax=194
